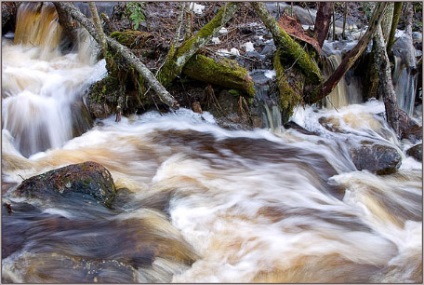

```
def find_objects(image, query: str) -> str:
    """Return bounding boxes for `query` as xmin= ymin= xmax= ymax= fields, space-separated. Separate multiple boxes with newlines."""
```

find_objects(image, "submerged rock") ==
xmin=349 ymin=142 xmax=402 ymax=175
xmin=406 ymin=144 xmax=422 ymax=162
xmin=15 ymin=161 xmax=116 ymax=208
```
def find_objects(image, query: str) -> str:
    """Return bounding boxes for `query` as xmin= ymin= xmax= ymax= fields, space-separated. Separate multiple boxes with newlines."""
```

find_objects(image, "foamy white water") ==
xmin=1 ymin=3 xmax=422 ymax=284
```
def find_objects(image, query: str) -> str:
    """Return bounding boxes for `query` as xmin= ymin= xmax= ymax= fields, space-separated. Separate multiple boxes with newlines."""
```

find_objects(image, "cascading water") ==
xmin=321 ymin=40 xmax=363 ymax=109
xmin=392 ymin=34 xmax=419 ymax=117
xmin=2 ymin=2 xmax=106 ymax=157
xmin=2 ymin=3 xmax=422 ymax=284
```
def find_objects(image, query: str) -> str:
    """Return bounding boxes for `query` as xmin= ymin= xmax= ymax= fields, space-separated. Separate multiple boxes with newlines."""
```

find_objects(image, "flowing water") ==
xmin=1 ymin=3 xmax=423 ymax=283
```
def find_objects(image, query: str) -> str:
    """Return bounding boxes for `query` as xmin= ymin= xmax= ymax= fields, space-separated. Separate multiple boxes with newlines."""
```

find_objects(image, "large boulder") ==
xmin=349 ymin=142 xmax=402 ymax=175
xmin=406 ymin=144 xmax=422 ymax=162
xmin=15 ymin=161 xmax=116 ymax=208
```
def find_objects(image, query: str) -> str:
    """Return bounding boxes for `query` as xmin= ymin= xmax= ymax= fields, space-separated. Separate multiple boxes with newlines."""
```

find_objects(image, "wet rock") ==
xmin=1 ymin=2 xmax=17 ymax=33
xmin=406 ymin=144 xmax=422 ymax=162
xmin=71 ymin=100 xmax=93 ymax=137
xmin=349 ymin=142 xmax=402 ymax=175
xmin=401 ymin=124 xmax=423 ymax=143
xmin=15 ymin=161 xmax=116 ymax=208
xmin=284 ymin=121 xmax=320 ymax=136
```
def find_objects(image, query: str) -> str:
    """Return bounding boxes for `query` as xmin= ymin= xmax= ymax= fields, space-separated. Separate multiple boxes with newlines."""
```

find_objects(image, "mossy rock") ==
xmin=87 ymin=75 xmax=122 ymax=119
xmin=15 ymin=161 xmax=117 ymax=208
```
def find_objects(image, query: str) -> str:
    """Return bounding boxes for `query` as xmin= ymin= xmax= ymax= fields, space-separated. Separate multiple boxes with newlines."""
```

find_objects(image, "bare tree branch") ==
xmin=54 ymin=2 xmax=179 ymax=109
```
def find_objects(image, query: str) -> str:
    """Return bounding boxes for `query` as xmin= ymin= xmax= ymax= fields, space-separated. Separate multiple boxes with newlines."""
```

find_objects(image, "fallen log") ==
xmin=54 ymin=2 xmax=179 ymax=109
xmin=182 ymin=54 xmax=255 ymax=97
xmin=157 ymin=3 xmax=240 ymax=88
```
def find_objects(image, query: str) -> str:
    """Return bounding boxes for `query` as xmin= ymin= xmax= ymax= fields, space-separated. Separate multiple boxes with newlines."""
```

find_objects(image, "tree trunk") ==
xmin=381 ymin=3 xmax=394 ymax=44
xmin=313 ymin=2 xmax=333 ymax=47
xmin=387 ymin=2 xmax=403 ymax=54
xmin=342 ymin=2 xmax=348 ymax=40
xmin=251 ymin=2 xmax=322 ymax=84
xmin=53 ymin=2 xmax=179 ymax=109
xmin=373 ymin=24 xmax=421 ymax=141
xmin=305 ymin=2 xmax=388 ymax=104
xmin=157 ymin=3 xmax=240 ymax=88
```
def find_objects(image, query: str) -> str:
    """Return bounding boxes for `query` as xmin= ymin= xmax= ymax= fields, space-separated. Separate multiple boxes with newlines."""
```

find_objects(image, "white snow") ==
xmin=216 ymin=48 xmax=240 ymax=57
xmin=189 ymin=3 xmax=205 ymax=15
xmin=264 ymin=70 xmax=276 ymax=79
xmin=219 ymin=27 xmax=228 ymax=35
xmin=242 ymin=41 xmax=255 ymax=52
xmin=211 ymin=37 xmax=221 ymax=45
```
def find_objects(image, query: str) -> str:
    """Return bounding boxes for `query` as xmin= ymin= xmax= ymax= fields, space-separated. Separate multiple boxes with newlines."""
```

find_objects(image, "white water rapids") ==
xmin=1 ymin=3 xmax=422 ymax=284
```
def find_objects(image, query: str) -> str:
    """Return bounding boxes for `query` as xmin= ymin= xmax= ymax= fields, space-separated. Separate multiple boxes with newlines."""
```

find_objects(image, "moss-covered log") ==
xmin=273 ymin=48 xmax=302 ymax=122
xmin=182 ymin=54 xmax=255 ymax=97
xmin=251 ymin=2 xmax=322 ymax=85
xmin=157 ymin=3 xmax=240 ymax=88
xmin=110 ymin=30 xmax=153 ymax=48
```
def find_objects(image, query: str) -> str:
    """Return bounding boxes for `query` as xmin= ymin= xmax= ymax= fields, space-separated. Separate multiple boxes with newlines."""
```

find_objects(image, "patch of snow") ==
xmin=189 ymin=3 xmax=205 ymax=15
xmin=230 ymin=48 xmax=240 ymax=56
xmin=265 ymin=70 xmax=276 ymax=79
xmin=219 ymin=27 xmax=228 ymax=35
xmin=395 ymin=29 xmax=405 ymax=38
xmin=242 ymin=41 xmax=255 ymax=52
xmin=216 ymin=48 xmax=240 ymax=57
xmin=211 ymin=37 xmax=221 ymax=45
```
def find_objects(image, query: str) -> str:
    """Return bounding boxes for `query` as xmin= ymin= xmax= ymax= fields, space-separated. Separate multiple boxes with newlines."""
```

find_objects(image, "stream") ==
xmin=1 ymin=2 xmax=422 ymax=283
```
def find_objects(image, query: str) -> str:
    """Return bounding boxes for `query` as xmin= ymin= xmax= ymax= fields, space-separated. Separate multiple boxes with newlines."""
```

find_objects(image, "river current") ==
xmin=1 ymin=3 xmax=423 ymax=283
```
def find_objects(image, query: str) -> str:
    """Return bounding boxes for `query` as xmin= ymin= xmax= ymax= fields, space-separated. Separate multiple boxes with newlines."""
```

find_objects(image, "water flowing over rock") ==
xmin=15 ymin=161 xmax=117 ymax=208
xmin=349 ymin=142 xmax=402 ymax=175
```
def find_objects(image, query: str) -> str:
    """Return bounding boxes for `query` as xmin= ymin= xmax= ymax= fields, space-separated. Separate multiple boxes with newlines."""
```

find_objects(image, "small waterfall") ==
xmin=2 ymin=3 xmax=106 ymax=157
xmin=321 ymin=40 xmax=364 ymax=109
xmin=323 ymin=54 xmax=349 ymax=108
xmin=251 ymin=70 xmax=282 ymax=130
xmin=322 ymin=53 xmax=362 ymax=109
xmin=391 ymin=26 xmax=419 ymax=117
xmin=14 ymin=2 xmax=63 ymax=59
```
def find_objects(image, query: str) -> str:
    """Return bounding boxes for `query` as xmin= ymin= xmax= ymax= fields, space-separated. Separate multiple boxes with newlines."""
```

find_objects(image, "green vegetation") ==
xmin=126 ymin=2 xmax=146 ymax=30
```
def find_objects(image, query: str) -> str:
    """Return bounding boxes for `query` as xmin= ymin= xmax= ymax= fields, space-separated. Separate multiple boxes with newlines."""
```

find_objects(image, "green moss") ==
xmin=182 ymin=54 xmax=255 ymax=97
xmin=157 ymin=3 xmax=239 ymax=87
xmin=274 ymin=48 xmax=302 ymax=122
xmin=110 ymin=30 xmax=152 ymax=48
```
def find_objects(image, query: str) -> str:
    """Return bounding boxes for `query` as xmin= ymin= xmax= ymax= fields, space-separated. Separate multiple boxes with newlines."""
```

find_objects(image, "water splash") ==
xmin=2 ymin=4 xmax=106 ymax=157
xmin=2 ymin=107 xmax=421 ymax=283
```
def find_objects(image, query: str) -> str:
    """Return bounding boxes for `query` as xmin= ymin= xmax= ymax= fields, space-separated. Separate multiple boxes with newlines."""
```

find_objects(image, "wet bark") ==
xmin=304 ymin=2 xmax=388 ymax=104
xmin=54 ymin=2 xmax=179 ymax=109
xmin=157 ymin=3 xmax=240 ymax=88
xmin=313 ymin=2 xmax=333 ymax=47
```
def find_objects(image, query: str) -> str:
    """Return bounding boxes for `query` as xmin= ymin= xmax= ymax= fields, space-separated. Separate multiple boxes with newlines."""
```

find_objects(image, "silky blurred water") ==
xmin=1 ymin=2 xmax=422 ymax=283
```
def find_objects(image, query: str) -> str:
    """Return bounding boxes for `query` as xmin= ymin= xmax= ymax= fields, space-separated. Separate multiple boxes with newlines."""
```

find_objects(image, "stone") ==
xmin=349 ymin=142 xmax=402 ymax=175
xmin=15 ymin=161 xmax=116 ymax=208
xmin=406 ymin=144 xmax=422 ymax=162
